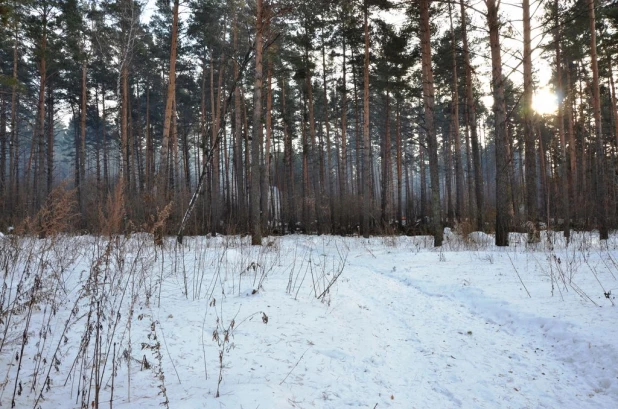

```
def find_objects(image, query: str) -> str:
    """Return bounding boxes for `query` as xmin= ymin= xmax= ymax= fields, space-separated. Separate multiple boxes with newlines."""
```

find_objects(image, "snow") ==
xmin=1 ymin=231 xmax=617 ymax=408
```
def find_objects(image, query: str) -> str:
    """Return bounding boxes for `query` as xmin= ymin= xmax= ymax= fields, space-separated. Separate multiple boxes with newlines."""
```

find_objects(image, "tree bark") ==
xmin=0 ymin=96 xmax=6 ymax=202
xmin=588 ymin=0 xmax=608 ymax=239
xmin=157 ymin=0 xmax=179 ymax=196
xmin=566 ymin=65 xmax=577 ymax=222
xmin=460 ymin=0 xmax=484 ymax=231
xmin=34 ymin=13 xmax=47 ymax=210
xmin=523 ymin=0 xmax=539 ymax=241
xmin=381 ymin=86 xmax=391 ymax=227
xmin=396 ymin=99 xmax=403 ymax=229
xmin=46 ymin=84 xmax=54 ymax=196
xmin=263 ymin=62 xmax=273 ymax=232
xmin=419 ymin=0 xmax=443 ymax=246
xmin=322 ymin=32 xmax=335 ymax=231
xmin=305 ymin=40 xmax=321 ymax=234
xmin=448 ymin=0 xmax=464 ymax=222
xmin=233 ymin=13 xmax=246 ymax=224
xmin=340 ymin=33 xmax=348 ymax=206
xmin=251 ymin=0 xmax=264 ymax=245
xmin=282 ymin=76 xmax=295 ymax=230
xmin=486 ymin=0 xmax=510 ymax=246
xmin=102 ymin=86 xmax=109 ymax=191
xmin=80 ymin=51 xmax=87 ymax=204
xmin=9 ymin=17 xmax=19 ymax=216
xmin=362 ymin=1 xmax=371 ymax=237
xmin=554 ymin=0 xmax=570 ymax=241
xmin=120 ymin=51 xmax=130 ymax=192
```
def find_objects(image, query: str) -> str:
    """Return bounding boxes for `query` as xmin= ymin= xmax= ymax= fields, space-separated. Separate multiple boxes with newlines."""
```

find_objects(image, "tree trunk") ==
xmin=460 ymin=0 xmax=484 ymax=231
xmin=282 ymin=76 xmax=295 ymax=230
xmin=211 ymin=53 xmax=226 ymax=234
xmin=322 ymin=33 xmax=335 ymax=231
xmin=448 ymin=1 xmax=464 ymax=222
xmin=80 ymin=53 xmax=87 ymax=204
xmin=420 ymin=0 xmax=443 ymax=246
xmin=538 ymin=124 xmax=548 ymax=223
xmin=362 ymin=1 xmax=371 ymax=237
xmin=121 ymin=58 xmax=130 ymax=191
xmin=251 ymin=0 xmax=264 ymax=245
xmin=0 ymin=96 xmax=6 ymax=202
xmin=157 ymin=0 xmax=179 ymax=196
xmin=445 ymin=113 xmax=454 ymax=223
xmin=486 ymin=0 xmax=510 ymax=246
xmin=233 ymin=14 xmax=246 ymax=224
xmin=610 ymin=59 xmax=618 ymax=150
xmin=95 ymin=87 xmax=101 ymax=189
xmin=566 ymin=65 xmax=577 ymax=222
xmin=263 ymin=62 xmax=273 ymax=232
xmin=353 ymin=51 xmax=361 ymax=217
xmin=102 ymin=86 xmax=109 ymax=191
xmin=381 ymin=86 xmax=391 ymax=227
xmin=9 ymin=21 xmax=19 ymax=216
xmin=145 ymin=86 xmax=153 ymax=191
xmin=523 ymin=0 xmax=539 ymax=241
xmin=418 ymin=145 xmax=429 ymax=218
xmin=340 ymin=34 xmax=348 ymax=206
xmin=554 ymin=0 xmax=570 ymax=241
xmin=172 ymin=95 xmax=180 ymax=193
xmin=134 ymin=83 xmax=144 ymax=192
xmin=35 ymin=18 xmax=47 ymax=210
xmin=396 ymin=99 xmax=403 ymax=229
xmin=46 ymin=84 xmax=54 ymax=196
xmin=305 ymin=43 xmax=321 ymax=234
xmin=588 ymin=0 xmax=608 ymax=239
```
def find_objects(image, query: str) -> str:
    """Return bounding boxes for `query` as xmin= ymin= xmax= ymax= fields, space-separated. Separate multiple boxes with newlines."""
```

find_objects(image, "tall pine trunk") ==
xmin=263 ymin=62 xmax=273 ymax=232
xmin=523 ymin=0 xmax=539 ymax=241
xmin=460 ymin=0 xmax=484 ymax=231
xmin=46 ymin=85 xmax=54 ymax=196
xmin=34 ymin=16 xmax=47 ymax=211
xmin=9 ymin=20 xmax=19 ymax=217
xmin=419 ymin=0 xmax=443 ymax=246
xmin=487 ymin=0 xmax=510 ymax=246
xmin=589 ymin=0 xmax=608 ymax=239
xmin=251 ymin=0 xmax=264 ymax=245
xmin=448 ymin=1 xmax=464 ymax=222
xmin=396 ymin=99 xmax=403 ymax=228
xmin=381 ymin=86 xmax=391 ymax=227
xmin=157 ymin=0 xmax=179 ymax=196
xmin=554 ymin=0 xmax=570 ymax=241
xmin=362 ymin=2 xmax=372 ymax=237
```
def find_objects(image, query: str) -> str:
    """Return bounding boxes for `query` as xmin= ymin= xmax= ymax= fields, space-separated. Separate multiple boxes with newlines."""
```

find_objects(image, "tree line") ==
xmin=0 ymin=0 xmax=617 ymax=246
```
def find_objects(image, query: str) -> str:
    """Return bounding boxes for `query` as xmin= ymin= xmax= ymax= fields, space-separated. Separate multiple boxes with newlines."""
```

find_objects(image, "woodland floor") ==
xmin=1 ymin=231 xmax=617 ymax=408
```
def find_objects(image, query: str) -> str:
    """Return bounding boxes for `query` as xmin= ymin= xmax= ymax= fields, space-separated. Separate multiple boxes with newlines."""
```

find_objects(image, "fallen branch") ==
xmin=279 ymin=348 xmax=310 ymax=385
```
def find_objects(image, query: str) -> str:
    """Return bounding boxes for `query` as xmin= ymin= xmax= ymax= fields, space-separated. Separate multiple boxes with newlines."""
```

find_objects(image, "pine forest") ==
xmin=1 ymin=0 xmax=618 ymax=245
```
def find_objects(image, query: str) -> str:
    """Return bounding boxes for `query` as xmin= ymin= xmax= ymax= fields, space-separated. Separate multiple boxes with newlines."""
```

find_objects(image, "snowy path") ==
xmin=324 ymin=244 xmax=618 ymax=409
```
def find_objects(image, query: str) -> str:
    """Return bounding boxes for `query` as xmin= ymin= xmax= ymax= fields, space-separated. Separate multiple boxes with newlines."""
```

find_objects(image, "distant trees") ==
xmin=0 ymin=0 xmax=617 ymax=245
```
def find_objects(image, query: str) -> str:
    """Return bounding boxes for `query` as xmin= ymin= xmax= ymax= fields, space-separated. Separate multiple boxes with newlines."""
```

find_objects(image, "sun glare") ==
xmin=532 ymin=87 xmax=559 ymax=115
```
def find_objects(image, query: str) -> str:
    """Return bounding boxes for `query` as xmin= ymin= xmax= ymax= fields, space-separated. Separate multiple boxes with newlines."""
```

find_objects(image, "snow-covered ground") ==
xmin=1 ymin=231 xmax=617 ymax=408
